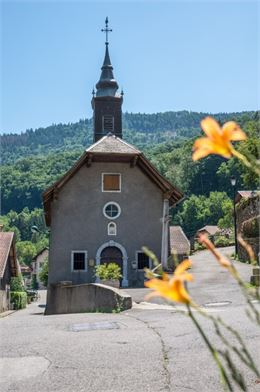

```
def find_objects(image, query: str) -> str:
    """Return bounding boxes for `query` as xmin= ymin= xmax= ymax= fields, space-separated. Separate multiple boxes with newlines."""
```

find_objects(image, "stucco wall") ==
xmin=34 ymin=249 xmax=49 ymax=289
xmin=0 ymin=290 xmax=9 ymax=313
xmin=48 ymin=161 xmax=164 ymax=288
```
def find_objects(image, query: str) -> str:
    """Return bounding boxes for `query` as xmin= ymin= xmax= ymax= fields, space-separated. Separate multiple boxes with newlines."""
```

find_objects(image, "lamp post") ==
xmin=31 ymin=225 xmax=41 ymax=234
xmin=230 ymin=177 xmax=238 ymax=256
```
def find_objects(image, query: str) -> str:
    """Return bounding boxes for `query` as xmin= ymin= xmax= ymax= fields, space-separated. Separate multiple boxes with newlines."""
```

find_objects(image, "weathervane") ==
xmin=101 ymin=17 xmax=112 ymax=45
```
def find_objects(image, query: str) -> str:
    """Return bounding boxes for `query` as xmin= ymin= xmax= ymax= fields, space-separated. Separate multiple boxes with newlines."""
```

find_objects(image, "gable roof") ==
xmin=32 ymin=247 xmax=49 ymax=261
xmin=86 ymin=134 xmax=141 ymax=154
xmin=170 ymin=226 xmax=190 ymax=254
xmin=235 ymin=190 xmax=260 ymax=204
xmin=0 ymin=232 xmax=19 ymax=278
xmin=197 ymin=225 xmax=220 ymax=236
xmin=43 ymin=134 xmax=183 ymax=226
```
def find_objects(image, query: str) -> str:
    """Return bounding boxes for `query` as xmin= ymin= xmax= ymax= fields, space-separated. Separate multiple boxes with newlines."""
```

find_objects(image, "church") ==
xmin=43 ymin=18 xmax=183 ymax=301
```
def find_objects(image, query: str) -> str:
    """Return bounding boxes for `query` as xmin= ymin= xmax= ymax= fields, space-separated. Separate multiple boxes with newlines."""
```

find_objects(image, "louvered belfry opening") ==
xmin=103 ymin=115 xmax=114 ymax=132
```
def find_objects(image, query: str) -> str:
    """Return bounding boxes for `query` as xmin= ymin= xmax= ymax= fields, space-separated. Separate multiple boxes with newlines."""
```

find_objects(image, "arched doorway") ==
xmin=100 ymin=247 xmax=123 ymax=285
xmin=96 ymin=241 xmax=128 ymax=287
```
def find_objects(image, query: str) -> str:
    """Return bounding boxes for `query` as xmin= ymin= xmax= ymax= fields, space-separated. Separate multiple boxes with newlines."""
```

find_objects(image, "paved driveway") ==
xmin=1 ymin=247 xmax=260 ymax=392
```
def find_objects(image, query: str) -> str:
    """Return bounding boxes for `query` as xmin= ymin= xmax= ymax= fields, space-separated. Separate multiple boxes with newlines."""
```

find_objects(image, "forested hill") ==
xmin=1 ymin=110 xmax=256 ymax=164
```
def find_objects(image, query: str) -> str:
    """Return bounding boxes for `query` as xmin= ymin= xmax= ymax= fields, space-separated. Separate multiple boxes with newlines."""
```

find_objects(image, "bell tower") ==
xmin=92 ymin=17 xmax=123 ymax=142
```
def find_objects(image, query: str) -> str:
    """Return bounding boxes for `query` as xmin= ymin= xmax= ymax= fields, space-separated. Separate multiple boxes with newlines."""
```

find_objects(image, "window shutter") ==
xmin=103 ymin=174 xmax=120 ymax=191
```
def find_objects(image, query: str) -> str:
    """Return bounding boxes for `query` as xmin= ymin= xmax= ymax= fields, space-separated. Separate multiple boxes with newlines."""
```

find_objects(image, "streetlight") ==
xmin=230 ymin=177 xmax=238 ymax=256
xmin=31 ymin=225 xmax=41 ymax=234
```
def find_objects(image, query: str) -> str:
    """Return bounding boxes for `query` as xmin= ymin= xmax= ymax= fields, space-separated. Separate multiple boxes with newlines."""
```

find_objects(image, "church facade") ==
xmin=43 ymin=19 xmax=183 ymax=299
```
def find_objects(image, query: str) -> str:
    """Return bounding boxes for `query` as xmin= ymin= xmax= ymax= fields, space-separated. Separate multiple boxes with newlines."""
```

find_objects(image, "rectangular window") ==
xmin=102 ymin=173 xmax=121 ymax=192
xmin=102 ymin=115 xmax=114 ymax=132
xmin=71 ymin=251 xmax=87 ymax=271
xmin=137 ymin=252 xmax=150 ymax=270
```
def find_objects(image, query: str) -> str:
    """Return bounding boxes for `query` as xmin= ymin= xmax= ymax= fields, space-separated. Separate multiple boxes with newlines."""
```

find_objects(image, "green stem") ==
xmin=191 ymin=303 xmax=260 ymax=378
xmin=232 ymin=149 xmax=260 ymax=175
xmin=187 ymin=305 xmax=234 ymax=392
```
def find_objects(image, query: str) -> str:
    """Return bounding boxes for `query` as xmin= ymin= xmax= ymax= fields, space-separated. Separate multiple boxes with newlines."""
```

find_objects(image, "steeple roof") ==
xmin=95 ymin=44 xmax=119 ymax=97
xmin=95 ymin=18 xmax=119 ymax=97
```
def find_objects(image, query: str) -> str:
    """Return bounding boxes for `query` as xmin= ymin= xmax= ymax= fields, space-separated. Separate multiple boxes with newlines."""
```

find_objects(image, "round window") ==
xmin=103 ymin=202 xmax=121 ymax=220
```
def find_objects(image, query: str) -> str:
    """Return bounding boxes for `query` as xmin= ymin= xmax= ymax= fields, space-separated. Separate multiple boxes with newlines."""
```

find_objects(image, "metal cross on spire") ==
xmin=101 ymin=17 xmax=112 ymax=44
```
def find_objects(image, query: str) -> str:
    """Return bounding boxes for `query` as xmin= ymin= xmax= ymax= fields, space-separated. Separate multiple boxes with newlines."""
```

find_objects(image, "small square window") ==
xmin=137 ymin=252 xmax=150 ymax=270
xmin=72 ymin=252 xmax=87 ymax=271
xmin=102 ymin=174 xmax=121 ymax=192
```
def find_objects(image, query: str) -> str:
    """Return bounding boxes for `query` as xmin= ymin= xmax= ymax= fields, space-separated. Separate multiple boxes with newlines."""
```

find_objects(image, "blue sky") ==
xmin=1 ymin=0 xmax=259 ymax=134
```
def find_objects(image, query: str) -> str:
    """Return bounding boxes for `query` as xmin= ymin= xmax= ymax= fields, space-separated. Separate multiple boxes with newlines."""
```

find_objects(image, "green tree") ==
xmin=218 ymin=199 xmax=233 ymax=229
xmin=39 ymin=259 xmax=48 ymax=287
xmin=16 ymin=241 xmax=37 ymax=266
xmin=173 ymin=192 xmax=232 ymax=236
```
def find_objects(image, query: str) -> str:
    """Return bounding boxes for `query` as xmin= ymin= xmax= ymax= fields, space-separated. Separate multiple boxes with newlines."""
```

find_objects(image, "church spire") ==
xmin=92 ymin=17 xmax=123 ymax=142
xmin=96 ymin=17 xmax=119 ymax=97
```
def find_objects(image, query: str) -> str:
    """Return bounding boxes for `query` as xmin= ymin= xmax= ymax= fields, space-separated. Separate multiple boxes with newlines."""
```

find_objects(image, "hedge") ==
xmin=10 ymin=291 xmax=27 ymax=310
xmin=214 ymin=236 xmax=233 ymax=247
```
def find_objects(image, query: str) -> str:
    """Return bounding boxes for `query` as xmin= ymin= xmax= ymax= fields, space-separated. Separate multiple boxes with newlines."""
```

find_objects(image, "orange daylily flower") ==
xmin=145 ymin=259 xmax=193 ymax=304
xmin=199 ymin=234 xmax=231 ymax=268
xmin=192 ymin=117 xmax=247 ymax=161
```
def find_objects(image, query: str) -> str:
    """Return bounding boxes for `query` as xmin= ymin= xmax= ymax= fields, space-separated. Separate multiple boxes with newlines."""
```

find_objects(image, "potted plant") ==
xmin=95 ymin=263 xmax=122 ymax=289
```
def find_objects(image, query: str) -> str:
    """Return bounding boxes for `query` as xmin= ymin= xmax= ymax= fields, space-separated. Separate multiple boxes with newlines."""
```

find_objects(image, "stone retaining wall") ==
xmin=236 ymin=195 xmax=260 ymax=263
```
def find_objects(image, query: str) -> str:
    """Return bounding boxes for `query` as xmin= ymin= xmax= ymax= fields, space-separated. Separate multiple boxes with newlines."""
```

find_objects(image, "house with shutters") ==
xmin=0 ymin=231 xmax=19 ymax=313
xmin=43 ymin=19 xmax=183 ymax=310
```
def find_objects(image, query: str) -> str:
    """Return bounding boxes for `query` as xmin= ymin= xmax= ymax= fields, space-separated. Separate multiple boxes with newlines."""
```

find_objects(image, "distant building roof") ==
xmin=0 ymin=232 xmax=19 ymax=278
xmin=197 ymin=226 xmax=220 ymax=236
xmin=32 ymin=247 xmax=49 ymax=261
xmin=170 ymin=226 xmax=190 ymax=254
xmin=235 ymin=191 xmax=260 ymax=204
xmin=20 ymin=264 xmax=32 ymax=273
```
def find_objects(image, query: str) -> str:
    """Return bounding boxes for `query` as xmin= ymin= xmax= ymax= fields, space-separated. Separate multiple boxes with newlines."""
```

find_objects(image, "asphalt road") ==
xmin=1 ymin=247 xmax=260 ymax=392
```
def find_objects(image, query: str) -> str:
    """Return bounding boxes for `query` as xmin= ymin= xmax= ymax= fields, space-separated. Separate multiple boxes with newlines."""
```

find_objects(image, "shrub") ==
xmin=194 ymin=242 xmax=205 ymax=251
xmin=214 ymin=236 xmax=231 ymax=247
xmin=10 ymin=274 xmax=24 ymax=292
xmin=10 ymin=291 xmax=27 ymax=310
xmin=95 ymin=263 xmax=122 ymax=280
xmin=39 ymin=259 xmax=48 ymax=287
xmin=31 ymin=274 xmax=39 ymax=290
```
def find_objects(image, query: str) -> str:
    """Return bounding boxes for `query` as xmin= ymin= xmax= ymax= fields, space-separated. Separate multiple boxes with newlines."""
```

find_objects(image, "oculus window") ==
xmin=103 ymin=202 xmax=121 ymax=220
xmin=102 ymin=173 xmax=121 ymax=192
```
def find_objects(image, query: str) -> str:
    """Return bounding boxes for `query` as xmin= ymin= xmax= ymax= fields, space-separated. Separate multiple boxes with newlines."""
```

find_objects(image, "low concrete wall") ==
xmin=45 ymin=283 xmax=132 ymax=315
xmin=0 ymin=290 xmax=9 ymax=313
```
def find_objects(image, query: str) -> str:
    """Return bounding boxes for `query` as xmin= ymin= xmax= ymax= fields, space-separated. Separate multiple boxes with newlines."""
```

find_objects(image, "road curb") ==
xmin=0 ymin=310 xmax=16 ymax=318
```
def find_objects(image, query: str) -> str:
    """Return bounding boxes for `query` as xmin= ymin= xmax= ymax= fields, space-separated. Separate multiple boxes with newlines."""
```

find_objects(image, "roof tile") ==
xmin=86 ymin=134 xmax=141 ymax=154
xmin=0 ymin=232 xmax=14 ymax=278
xmin=170 ymin=226 xmax=190 ymax=254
